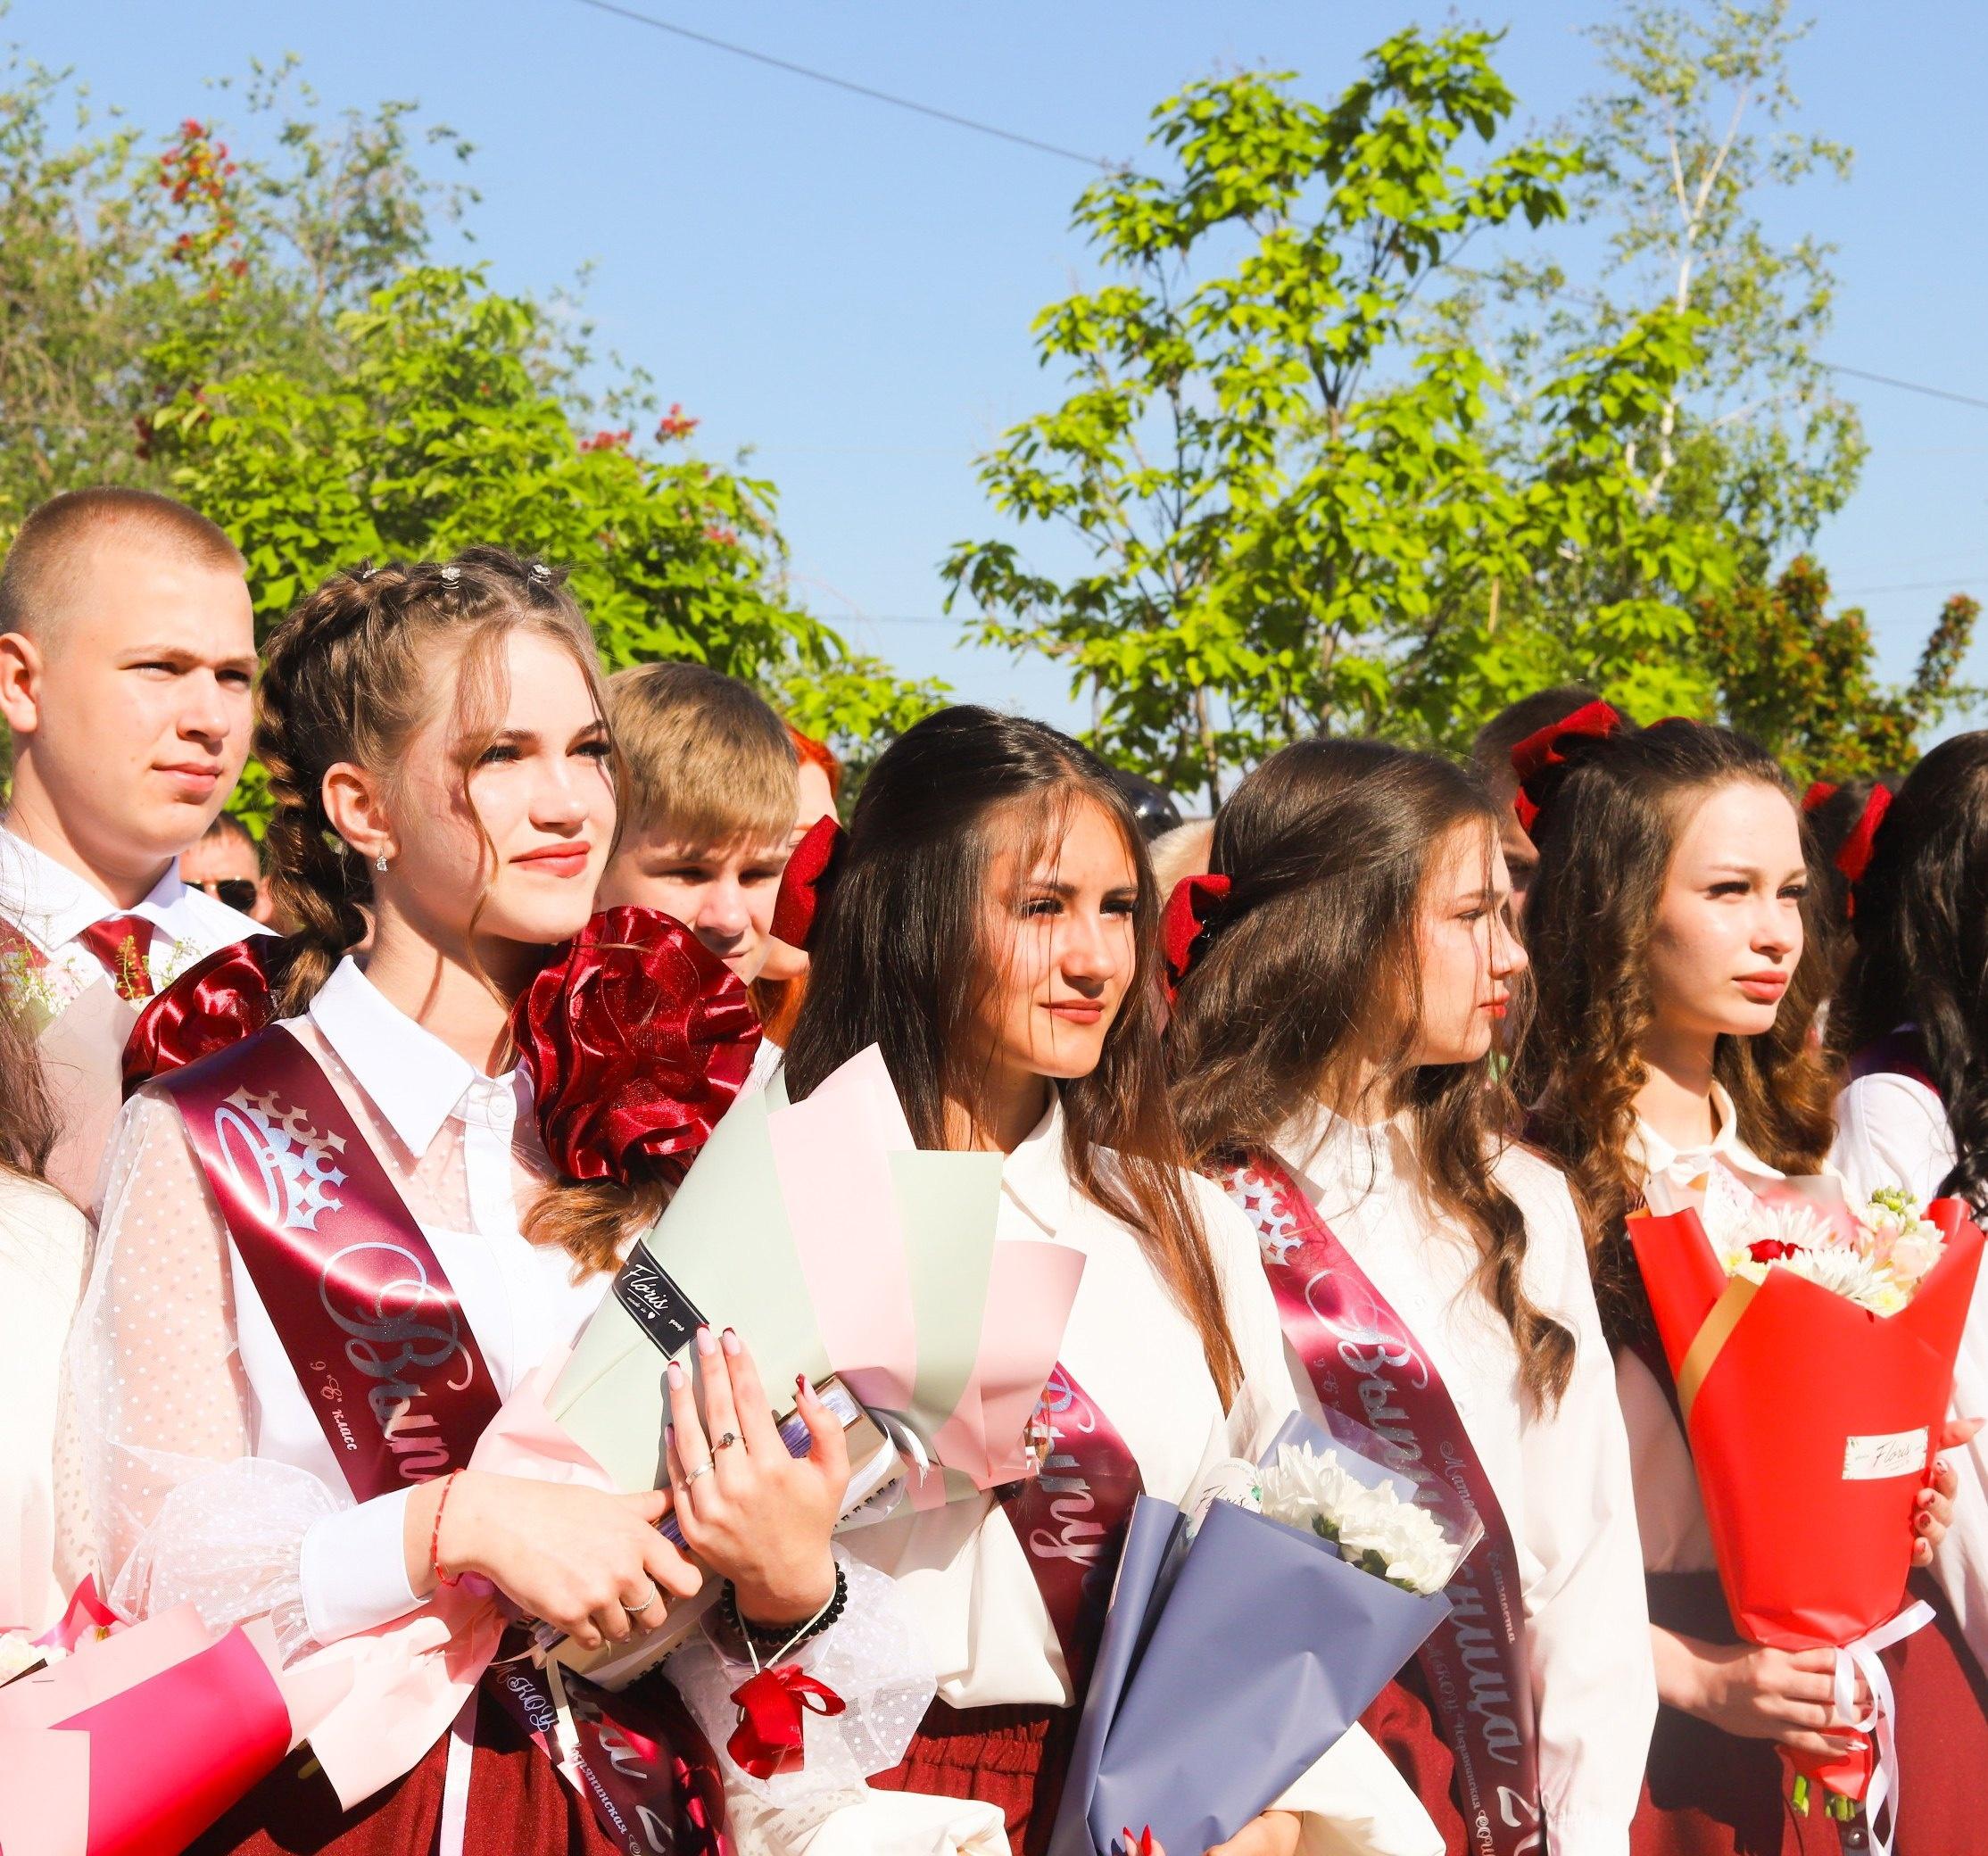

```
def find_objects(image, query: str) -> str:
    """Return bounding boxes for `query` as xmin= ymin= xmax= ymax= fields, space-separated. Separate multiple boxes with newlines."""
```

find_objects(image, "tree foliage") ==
xmin=944 ymin=30 xmax=1736 ymax=804
xmin=1695 ymin=558 xmax=1978 ymax=784
xmin=0 ymin=40 xmax=940 ymax=783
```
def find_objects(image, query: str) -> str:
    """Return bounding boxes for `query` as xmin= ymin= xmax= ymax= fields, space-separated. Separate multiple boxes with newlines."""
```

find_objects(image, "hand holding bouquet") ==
xmin=1632 ymin=1163 xmax=1984 ymax=1840
xmin=1048 ymin=1416 xmax=1474 ymax=1856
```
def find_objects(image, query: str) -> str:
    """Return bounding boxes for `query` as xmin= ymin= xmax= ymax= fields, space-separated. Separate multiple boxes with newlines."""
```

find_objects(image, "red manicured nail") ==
xmin=1139 ymin=1830 xmax=1155 ymax=1856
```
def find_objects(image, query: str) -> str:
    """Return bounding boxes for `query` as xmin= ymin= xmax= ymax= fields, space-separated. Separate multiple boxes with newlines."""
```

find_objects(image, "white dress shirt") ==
xmin=832 ymin=1098 xmax=1445 ymax=1856
xmin=1833 ymin=1052 xmax=1988 ymax=1677
xmin=1271 ymin=1108 xmax=1654 ymax=1856
xmin=0 ymin=826 xmax=262 ymax=1210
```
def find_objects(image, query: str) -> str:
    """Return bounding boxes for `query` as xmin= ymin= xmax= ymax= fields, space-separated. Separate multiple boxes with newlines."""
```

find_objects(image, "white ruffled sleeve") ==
xmin=63 ymin=1089 xmax=367 ymax=1659
xmin=667 ymin=1547 xmax=1007 ymax=1854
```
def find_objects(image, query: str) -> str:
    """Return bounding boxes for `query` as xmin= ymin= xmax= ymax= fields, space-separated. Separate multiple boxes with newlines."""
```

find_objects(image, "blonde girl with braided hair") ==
xmin=62 ymin=550 xmax=926 ymax=1856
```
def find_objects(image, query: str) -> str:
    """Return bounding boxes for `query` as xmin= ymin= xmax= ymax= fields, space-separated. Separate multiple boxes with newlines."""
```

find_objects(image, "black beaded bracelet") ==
xmin=725 ymin=1562 xmax=849 ymax=1660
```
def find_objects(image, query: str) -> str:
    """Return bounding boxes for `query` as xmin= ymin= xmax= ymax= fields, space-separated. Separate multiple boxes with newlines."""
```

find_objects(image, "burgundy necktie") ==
xmin=77 ymin=915 xmax=157 ymax=1001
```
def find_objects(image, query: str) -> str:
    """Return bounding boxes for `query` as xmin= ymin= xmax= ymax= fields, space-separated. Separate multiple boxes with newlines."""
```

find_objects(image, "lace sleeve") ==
xmin=665 ymin=1547 xmax=940 ymax=1848
xmin=63 ymin=1089 xmax=339 ymax=1658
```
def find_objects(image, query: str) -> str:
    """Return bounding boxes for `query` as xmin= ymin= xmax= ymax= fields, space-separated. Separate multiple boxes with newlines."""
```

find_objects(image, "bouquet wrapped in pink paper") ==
xmin=0 ymin=1595 xmax=348 ymax=1856
xmin=549 ymin=1042 xmax=1085 ymax=1507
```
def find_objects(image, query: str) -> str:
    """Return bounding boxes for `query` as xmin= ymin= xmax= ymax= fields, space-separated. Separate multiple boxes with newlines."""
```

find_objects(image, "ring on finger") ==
xmin=683 ymin=1459 xmax=715 ymax=1487
xmin=622 ymin=1579 xmax=660 ymax=1616
xmin=713 ymin=1430 xmax=740 ymax=1452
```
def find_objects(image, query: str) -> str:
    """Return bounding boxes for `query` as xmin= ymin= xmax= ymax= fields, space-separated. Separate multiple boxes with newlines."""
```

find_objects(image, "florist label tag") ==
xmin=613 ymin=1240 xmax=708 ymax=1358
xmin=1843 ymin=1427 xmax=1929 ymax=1481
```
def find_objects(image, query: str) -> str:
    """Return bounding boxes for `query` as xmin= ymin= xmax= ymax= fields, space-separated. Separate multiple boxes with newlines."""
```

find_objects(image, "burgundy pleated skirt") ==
xmin=1634 ymin=1570 xmax=1988 ymax=1856
xmin=1357 ymin=1661 xmax=1471 ymax=1852
xmin=866 ymin=1698 xmax=1081 ymax=1856
xmin=186 ymin=1683 xmax=621 ymax=1856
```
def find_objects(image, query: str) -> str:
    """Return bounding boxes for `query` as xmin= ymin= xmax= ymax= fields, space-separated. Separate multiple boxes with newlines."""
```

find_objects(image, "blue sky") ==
xmin=10 ymin=1 xmax=1986 ymax=737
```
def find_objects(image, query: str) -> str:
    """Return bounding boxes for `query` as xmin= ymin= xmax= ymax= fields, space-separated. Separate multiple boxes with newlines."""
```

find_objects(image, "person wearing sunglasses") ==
xmin=179 ymin=809 xmax=274 ymax=924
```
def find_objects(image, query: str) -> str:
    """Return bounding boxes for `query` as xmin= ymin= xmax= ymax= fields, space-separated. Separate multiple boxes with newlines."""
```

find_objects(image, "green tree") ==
xmin=943 ymin=31 xmax=1734 ymax=804
xmin=1694 ymin=558 xmax=1978 ymax=784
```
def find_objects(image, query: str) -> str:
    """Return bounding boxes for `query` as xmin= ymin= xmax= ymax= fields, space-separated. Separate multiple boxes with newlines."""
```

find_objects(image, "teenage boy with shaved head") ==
xmin=0 ymin=486 xmax=264 ymax=1209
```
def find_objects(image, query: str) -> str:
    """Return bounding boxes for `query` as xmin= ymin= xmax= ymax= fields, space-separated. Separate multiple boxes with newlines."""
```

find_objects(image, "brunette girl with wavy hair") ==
xmin=1166 ymin=736 xmax=1652 ymax=1853
xmin=1516 ymin=713 xmax=1981 ymax=1856
xmin=63 ymin=550 xmax=900 ymax=1856
xmin=782 ymin=707 xmax=1433 ymax=1856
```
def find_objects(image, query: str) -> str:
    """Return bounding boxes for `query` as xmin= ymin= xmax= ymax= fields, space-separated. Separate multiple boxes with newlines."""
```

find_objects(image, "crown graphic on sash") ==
xmin=213 ymin=1085 xmax=351 ymax=1232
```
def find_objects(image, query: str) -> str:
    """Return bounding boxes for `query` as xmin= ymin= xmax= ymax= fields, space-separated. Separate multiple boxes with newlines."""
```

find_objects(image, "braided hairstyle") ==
xmin=1829 ymin=733 xmax=1988 ymax=1213
xmin=1514 ymin=718 xmax=1837 ymax=1346
xmin=254 ymin=547 xmax=607 ymax=1019
xmin=1166 ymin=737 xmax=1576 ymax=1411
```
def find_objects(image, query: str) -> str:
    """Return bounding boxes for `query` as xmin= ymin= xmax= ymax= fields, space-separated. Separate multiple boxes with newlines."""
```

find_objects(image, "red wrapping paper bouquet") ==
xmin=1629 ymin=1166 xmax=1984 ymax=1835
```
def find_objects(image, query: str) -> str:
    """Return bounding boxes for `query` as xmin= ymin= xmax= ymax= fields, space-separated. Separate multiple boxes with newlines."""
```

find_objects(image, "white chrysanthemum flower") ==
xmin=1775 ymin=1241 xmax=1901 ymax=1314
xmin=0 ymin=1631 xmax=53 ymax=1684
xmin=1736 ymin=1201 xmax=1835 ymax=1256
xmin=1257 ymin=1444 xmax=1454 ymax=1594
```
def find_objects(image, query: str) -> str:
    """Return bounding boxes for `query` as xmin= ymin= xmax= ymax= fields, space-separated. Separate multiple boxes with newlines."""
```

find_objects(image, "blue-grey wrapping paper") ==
xmin=1072 ymin=1497 xmax=1452 ymax=1856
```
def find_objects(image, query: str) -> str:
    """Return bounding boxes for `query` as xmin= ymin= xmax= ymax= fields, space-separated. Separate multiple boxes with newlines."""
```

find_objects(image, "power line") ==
xmin=575 ymin=4 xmax=1988 ymax=420
xmin=569 ymin=0 xmax=1118 ymax=171
xmin=1820 ymin=364 xmax=1988 ymax=414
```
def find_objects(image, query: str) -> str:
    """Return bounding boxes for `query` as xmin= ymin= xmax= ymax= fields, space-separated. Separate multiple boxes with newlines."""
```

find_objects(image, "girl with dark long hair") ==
xmin=1830 ymin=730 xmax=1988 ymax=1700
xmin=1517 ymin=710 xmax=1982 ymax=1856
xmin=1164 ymin=737 xmax=1651 ymax=1856
xmin=779 ymin=708 xmax=1438 ymax=1856
xmin=62 ymin=551 xmax=907 ymax=1856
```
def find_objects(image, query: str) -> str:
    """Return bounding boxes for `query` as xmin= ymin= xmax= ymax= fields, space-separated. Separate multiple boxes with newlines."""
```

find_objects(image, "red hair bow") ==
xmin=1509 ymin=699 xmax=1625 ymax=833
xmin=514 ymin=906 xmax=761 ymax=1189
xmin=121 ymin=936 xmax=301 ymax=1098
xmin=1833 ymin=786 xmax=1893 ymax=908
xmin=770 ymin=813 xmax=845 ymax=951
xmin=1802 ymin=780 xmax=1839 ymax=814
xmin=1161 ymin=873 xmax=1233 ymax=1004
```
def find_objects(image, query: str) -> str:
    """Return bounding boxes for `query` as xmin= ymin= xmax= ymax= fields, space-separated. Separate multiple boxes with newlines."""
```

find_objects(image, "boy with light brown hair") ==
xmin=597 ymin=663 xmax=799 ymax=1010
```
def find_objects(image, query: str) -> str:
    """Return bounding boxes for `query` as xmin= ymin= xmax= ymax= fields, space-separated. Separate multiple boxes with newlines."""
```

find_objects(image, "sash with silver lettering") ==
xmin=1220 ymin=1154 xmax=1545 ymax=1856
xmin=999 ymin=1363 xmax=1144 ymax=1695
xmin=162 ymin=1026 xmax=729 ymax=1854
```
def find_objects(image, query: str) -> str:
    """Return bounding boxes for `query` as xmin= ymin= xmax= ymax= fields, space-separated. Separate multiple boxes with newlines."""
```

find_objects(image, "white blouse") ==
xmin=1271 ymin=1108 xmax=1654 ymax=1856
xmin=0 ymin=1170 xmax=91 ymax=1633
xmin=1832 ymin=1056 xmax=1988 ymax=1679
xmin=0 ymin=826 xmax=262 ymax=1212
xmin=834 ymin=1098 xmax=1445 ymax=1856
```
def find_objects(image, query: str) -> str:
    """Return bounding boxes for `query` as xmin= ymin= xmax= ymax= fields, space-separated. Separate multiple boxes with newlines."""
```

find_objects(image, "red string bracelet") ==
xmin=430 ymin=1469 xmax=464 ymax=1588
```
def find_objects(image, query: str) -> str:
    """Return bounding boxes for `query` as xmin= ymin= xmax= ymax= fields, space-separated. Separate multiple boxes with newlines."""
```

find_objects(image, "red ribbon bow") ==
xmin=1509 ymin=699 xmax=1625 ymax=833
xmin=1802 ymin=780 xmax=1840 ymax=814
xmin=514 ymin=906 xmax=761 ymax=1189
xmin=770 ymin=814 xmax=845 ymax=952
xmin=1161 ymin=872 xmax=1233 ymax=1004
xmin=121 ymin=936 xmax=301 ymax=1098
xmin=725 ymin=1665 xmax=846 ymax=1779
xmin=1833 ymin=786 xmax=1893 ymax=908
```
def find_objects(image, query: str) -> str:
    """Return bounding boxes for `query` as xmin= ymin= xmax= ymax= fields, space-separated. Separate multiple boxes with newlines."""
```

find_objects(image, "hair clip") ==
xmin=356 ymin=564 xmax=378 ymax=583
xmin=1162 ymin=872 xmax=1233 ymax=1005
xmin=529 ymin=561 xmax=553 ymax=584
xmin=1509 ymin=699 xmax=1625 ymax=833
xmin=440 ymin=564 xmax=462 ymax=585
xmin=1834 ymin=786 xmax=1893 ymax=911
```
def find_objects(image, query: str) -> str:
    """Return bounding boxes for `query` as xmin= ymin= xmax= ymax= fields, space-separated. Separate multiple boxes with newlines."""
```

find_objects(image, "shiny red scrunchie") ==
xmin=513 ymin=906 xmax=760 ymax=1189
xmin=1833 ymin=785 xmax=1893 ymax=909
xmin=770 ymin=813 xmax=845 ymax=951
xmin=1161 ymin=872 xmax=1233 ymax=1004
xmin=120 ymin=935 xmax=300 ymax=1098
xmin=1508 ymin=698 xmax=1626 ymax=833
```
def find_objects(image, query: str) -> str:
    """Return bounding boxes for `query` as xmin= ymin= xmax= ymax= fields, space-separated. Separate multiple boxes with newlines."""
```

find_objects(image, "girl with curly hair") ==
xmin=1517 ymin=709 xmax=1980 ymax=1856
xmin=1164 ymin=736 xmax=1652 ymax=1856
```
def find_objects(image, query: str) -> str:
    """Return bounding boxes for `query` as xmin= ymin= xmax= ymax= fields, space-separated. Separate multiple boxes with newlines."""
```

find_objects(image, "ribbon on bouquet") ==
xmin=1827 ymin=1599 xmax=1934 ymax=1856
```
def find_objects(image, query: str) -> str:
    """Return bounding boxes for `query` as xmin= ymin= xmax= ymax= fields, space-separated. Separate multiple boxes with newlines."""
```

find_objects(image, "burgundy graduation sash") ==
xmin=1221 ymin=1153 xmax=1545 ymax=1856
xmin=1000 ymin=1363 xmax=1144 ymax=1696
xmin=161 ymin=1024 xmax=502 ymax=1496
xmin=162 ymin=1024 xmax=729 ymax=1853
